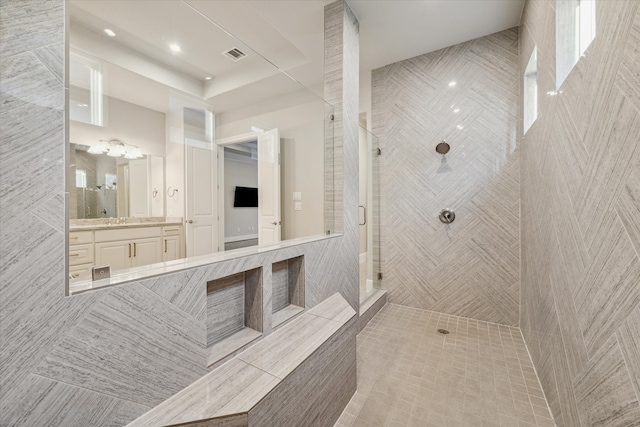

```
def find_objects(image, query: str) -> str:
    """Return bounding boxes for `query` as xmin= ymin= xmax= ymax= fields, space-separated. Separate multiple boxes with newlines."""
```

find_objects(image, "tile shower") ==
xmin=354 ymin=0 xmax=640 ymax=425
xmin=1 ymin=0 xmax=639 ymax=425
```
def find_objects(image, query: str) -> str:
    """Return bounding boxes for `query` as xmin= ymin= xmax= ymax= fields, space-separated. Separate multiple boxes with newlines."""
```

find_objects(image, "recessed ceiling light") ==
xmin=104 ymin=28 xmax=116 ymax=37
xmin=448 ymin=81 xmax=457 ymax=87
xmin=169 ymin=43 xmax=181 ymax=52
xmin=205 ymin=76 xmax=212 ymax=80
xmin=456 ymin=125 xmax=464 ymax=130
xmin=453 ymin=108 xmax=460 ymax=113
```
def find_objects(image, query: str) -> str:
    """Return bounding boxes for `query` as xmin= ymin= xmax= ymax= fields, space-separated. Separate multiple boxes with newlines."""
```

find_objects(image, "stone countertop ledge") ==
xmin=69 ymin=217 xmax=183 ymax=231
xmin=127 ymin=293 xmax=356 ymax=427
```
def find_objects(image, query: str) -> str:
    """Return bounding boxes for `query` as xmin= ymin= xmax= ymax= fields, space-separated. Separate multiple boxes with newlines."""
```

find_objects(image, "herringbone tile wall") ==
xmin=372 ymin=28 xmax=521 ymax=326
xmin=519 ymin=0 xmax=640 ymax=425
xmin=0 ymin=1 xmax=360 ymax=425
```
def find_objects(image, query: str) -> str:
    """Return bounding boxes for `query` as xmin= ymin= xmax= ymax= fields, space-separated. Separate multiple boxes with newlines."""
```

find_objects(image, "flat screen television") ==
xmin=234 ymin=186 xmax=258 ymax=207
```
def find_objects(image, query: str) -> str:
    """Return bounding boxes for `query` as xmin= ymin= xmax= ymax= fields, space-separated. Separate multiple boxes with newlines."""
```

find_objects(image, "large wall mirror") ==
xmin=67 ymin=0 xmax=335 ymax=292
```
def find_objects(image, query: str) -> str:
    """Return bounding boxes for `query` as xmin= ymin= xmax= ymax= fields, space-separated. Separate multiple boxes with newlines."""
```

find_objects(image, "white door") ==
xmin=258 ymin=128 xmax=281 ymax=245
xmin=117 ymin=164 xmax=129 ymax=217
xmin=128 ymin=159 xmax=149 ymax=218
xmin=185 ymin=139 xmax=218 ymax=257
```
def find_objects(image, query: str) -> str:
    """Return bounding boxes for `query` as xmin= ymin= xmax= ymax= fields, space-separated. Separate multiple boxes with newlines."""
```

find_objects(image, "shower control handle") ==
xmin=439 ymin=209 xmax=455 ymax=224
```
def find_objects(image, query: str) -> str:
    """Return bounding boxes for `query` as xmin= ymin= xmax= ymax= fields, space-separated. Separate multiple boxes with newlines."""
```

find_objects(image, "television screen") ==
xmin=234 ymin=186 xmax=258 ymax=207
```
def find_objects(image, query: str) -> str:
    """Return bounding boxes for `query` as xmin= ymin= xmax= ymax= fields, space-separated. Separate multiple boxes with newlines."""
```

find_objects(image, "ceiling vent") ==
xmin=223 ymin=47 xmax=248 ymax=62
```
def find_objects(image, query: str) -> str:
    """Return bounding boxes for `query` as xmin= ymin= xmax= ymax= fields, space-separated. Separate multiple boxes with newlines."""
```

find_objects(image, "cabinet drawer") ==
xmin=69 ymin=262 xmax=93 ymax=281
xmin=69 ymin=243 xmax=94 ymax=265
xmin=69 ymin=231 xmax=93 ymax=245
xmin=95 ymin=226 xmax=161 ymax=242
xmin=163 ymin=225 xmax=181 ymax=236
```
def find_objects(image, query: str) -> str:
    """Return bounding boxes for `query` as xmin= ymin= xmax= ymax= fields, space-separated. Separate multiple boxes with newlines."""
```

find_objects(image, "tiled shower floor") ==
xmin=335 ymin=304 xmax=555 ymax=427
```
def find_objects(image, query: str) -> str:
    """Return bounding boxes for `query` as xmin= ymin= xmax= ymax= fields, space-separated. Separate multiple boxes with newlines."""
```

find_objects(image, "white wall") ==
xmin=216 ymin=90 xmax=325 ymax=240
xmin=224 ymin=157 xmax=258 ymax=241
xmin=69 ymin=95 xmax=166 ymax=157
xmin=360 ymin=68 xmax=372 ymax=128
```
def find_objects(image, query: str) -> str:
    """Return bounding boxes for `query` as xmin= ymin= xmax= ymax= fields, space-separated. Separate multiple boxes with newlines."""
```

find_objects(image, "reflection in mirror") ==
xmin=67 ymin=0 xmax=335 ymax=291
xmin=70 ymin=143 xmax=164 ymax=219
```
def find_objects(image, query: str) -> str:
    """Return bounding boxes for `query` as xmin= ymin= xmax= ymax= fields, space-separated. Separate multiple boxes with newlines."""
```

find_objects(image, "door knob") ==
xmin=188 ymin=219 xmax=197 ymax=224
xmin=271 ymin=221 xmax=278 ymax=225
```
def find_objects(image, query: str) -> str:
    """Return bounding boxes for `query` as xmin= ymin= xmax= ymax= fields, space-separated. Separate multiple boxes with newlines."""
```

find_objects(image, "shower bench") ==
xmin=127 ymin=292 xmax=357 ymax=427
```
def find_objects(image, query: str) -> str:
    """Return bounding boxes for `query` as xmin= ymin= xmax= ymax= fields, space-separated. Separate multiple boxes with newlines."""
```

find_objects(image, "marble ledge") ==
xmin=272 ymin=304 xmax=305 ymax=329
xmin=69 ymin=233 xmax=342 ymax=295
xmin=127 ymin=293 xmax=355 ymax=427
xmin=238 ymin=295 xmax=356 ymax=380
xmin=70 ymin=217 xmax=183 ymax=231
xmin=207 ymin=327 xmax=262 ymax=368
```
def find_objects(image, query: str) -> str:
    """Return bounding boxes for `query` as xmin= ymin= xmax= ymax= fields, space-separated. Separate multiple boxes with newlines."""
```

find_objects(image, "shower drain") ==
xmin=437 ymin=329 xmax=450 ymax=335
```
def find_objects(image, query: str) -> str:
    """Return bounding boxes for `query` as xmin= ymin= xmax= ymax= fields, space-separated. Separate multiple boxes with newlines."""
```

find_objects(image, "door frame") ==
xmin=215 ymin=131 xmax=263 ymax=251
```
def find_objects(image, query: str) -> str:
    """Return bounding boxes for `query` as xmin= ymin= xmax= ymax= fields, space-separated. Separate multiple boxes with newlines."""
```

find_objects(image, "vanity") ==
xmin=69 ymin=218 xmax=183 ymax=280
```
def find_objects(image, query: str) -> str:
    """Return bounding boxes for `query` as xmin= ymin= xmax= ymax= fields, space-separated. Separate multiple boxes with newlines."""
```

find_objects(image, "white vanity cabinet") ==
xmin=162 ymin=226 xmax=182 ymax=262
xmin=94 ymin=227 xmax=162 ymax=271
xmin=69 ymin=231 xmax=94 ymax=280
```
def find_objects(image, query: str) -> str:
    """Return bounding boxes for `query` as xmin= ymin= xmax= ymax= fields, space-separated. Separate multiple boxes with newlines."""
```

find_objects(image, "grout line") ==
xmin=517 ymin=327 xmax=557 ymax=426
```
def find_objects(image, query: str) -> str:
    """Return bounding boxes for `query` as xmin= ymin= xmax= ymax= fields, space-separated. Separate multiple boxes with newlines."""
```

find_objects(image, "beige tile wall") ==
xmin=0 ymin=0 xmax=360 ymax=425
xmin=519 ymin=0 xmax=640 ymax=425
xmin=372 ymin=28 xmax=521 ymax=326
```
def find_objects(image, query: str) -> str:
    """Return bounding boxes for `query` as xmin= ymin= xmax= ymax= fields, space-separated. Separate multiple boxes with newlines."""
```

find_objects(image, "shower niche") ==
xmin=271 ymin=255 xmax=305 ymax=328
xmin=206 ymin=267 xmax=263 ymax=366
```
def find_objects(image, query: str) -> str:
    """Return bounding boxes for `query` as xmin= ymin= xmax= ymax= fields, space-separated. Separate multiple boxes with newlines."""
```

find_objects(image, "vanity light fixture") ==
xmin=87 ymin=141 xmax=108 ymax=154
xmin=169 ymin=43 xmax=181 ymax=52
xmin=90 ymin=139 xmax=143 ymax=159
xmin=104 ymin=28 xmax=116 ymax=37
xmin=124 ymin=147 xmax=143 ymax=159
xmin=107 ymin=144 xmax=126 ymax=157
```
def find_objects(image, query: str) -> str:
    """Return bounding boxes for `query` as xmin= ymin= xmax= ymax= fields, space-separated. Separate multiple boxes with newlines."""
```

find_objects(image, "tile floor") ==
xmin=335 ymin=304 xmax=556 ymax=427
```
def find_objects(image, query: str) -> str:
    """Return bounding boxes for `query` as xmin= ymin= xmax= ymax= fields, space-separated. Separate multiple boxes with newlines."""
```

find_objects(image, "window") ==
xmin=523 ymin=48 xmax=538 ymax=134
xmin=75 ymin=170 xmax=87 ymax=188
xmin=556 ymin=0 xmax=596 ymax=89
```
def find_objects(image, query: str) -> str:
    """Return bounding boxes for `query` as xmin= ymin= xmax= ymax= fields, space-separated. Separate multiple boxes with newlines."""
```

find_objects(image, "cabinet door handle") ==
xmin=70 ymin=253 xmax=79 ymax=257
xmin=164 ymin=239 xmax=167 ymax=253
xmin=133 ymin=242 xmax=137 ymax=257
xmin=128 ymin=243 xmax=131 ymax=258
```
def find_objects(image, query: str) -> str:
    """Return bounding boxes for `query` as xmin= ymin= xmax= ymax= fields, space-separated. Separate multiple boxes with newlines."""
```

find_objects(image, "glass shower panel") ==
xmin=359 ymin=126 xmax=382 ymax=304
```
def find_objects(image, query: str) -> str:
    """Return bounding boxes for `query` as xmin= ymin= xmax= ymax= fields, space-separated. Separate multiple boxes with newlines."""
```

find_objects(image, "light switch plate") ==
xmin=92 ymin=265 xmax=111 ymax=281
xmin=293 ymin=192 xmax=302 ymax=201
xmin=295 ymin=202 xmax=302 ymax=211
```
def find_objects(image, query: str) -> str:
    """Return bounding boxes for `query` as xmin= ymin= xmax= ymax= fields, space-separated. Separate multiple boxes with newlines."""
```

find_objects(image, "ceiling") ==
xmin=68 ymin=0 xmax=524 ymax=114
xmin=348 ymin=0 xmax=525 ymax=72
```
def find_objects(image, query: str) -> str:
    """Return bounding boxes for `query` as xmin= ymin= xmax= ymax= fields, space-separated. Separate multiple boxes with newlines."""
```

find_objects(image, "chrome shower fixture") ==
xmin=435 ymin=140 xmax=450 ymax=155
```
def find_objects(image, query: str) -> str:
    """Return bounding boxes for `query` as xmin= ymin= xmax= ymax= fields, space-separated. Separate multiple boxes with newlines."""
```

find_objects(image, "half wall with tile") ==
xmin=519 ymin=0 xmax=640 ymax=425
xmin=0 ymin=0 xmax=359 ymax=425
xmin=372 ymin=28 xmax=520 ymax=326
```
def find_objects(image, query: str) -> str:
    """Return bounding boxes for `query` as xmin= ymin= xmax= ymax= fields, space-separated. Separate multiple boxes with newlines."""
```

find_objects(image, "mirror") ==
xmin=67 ymin=0 xmax=335 ymax=289
xmin=70 ymin=143 xmax=164 ymax=219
